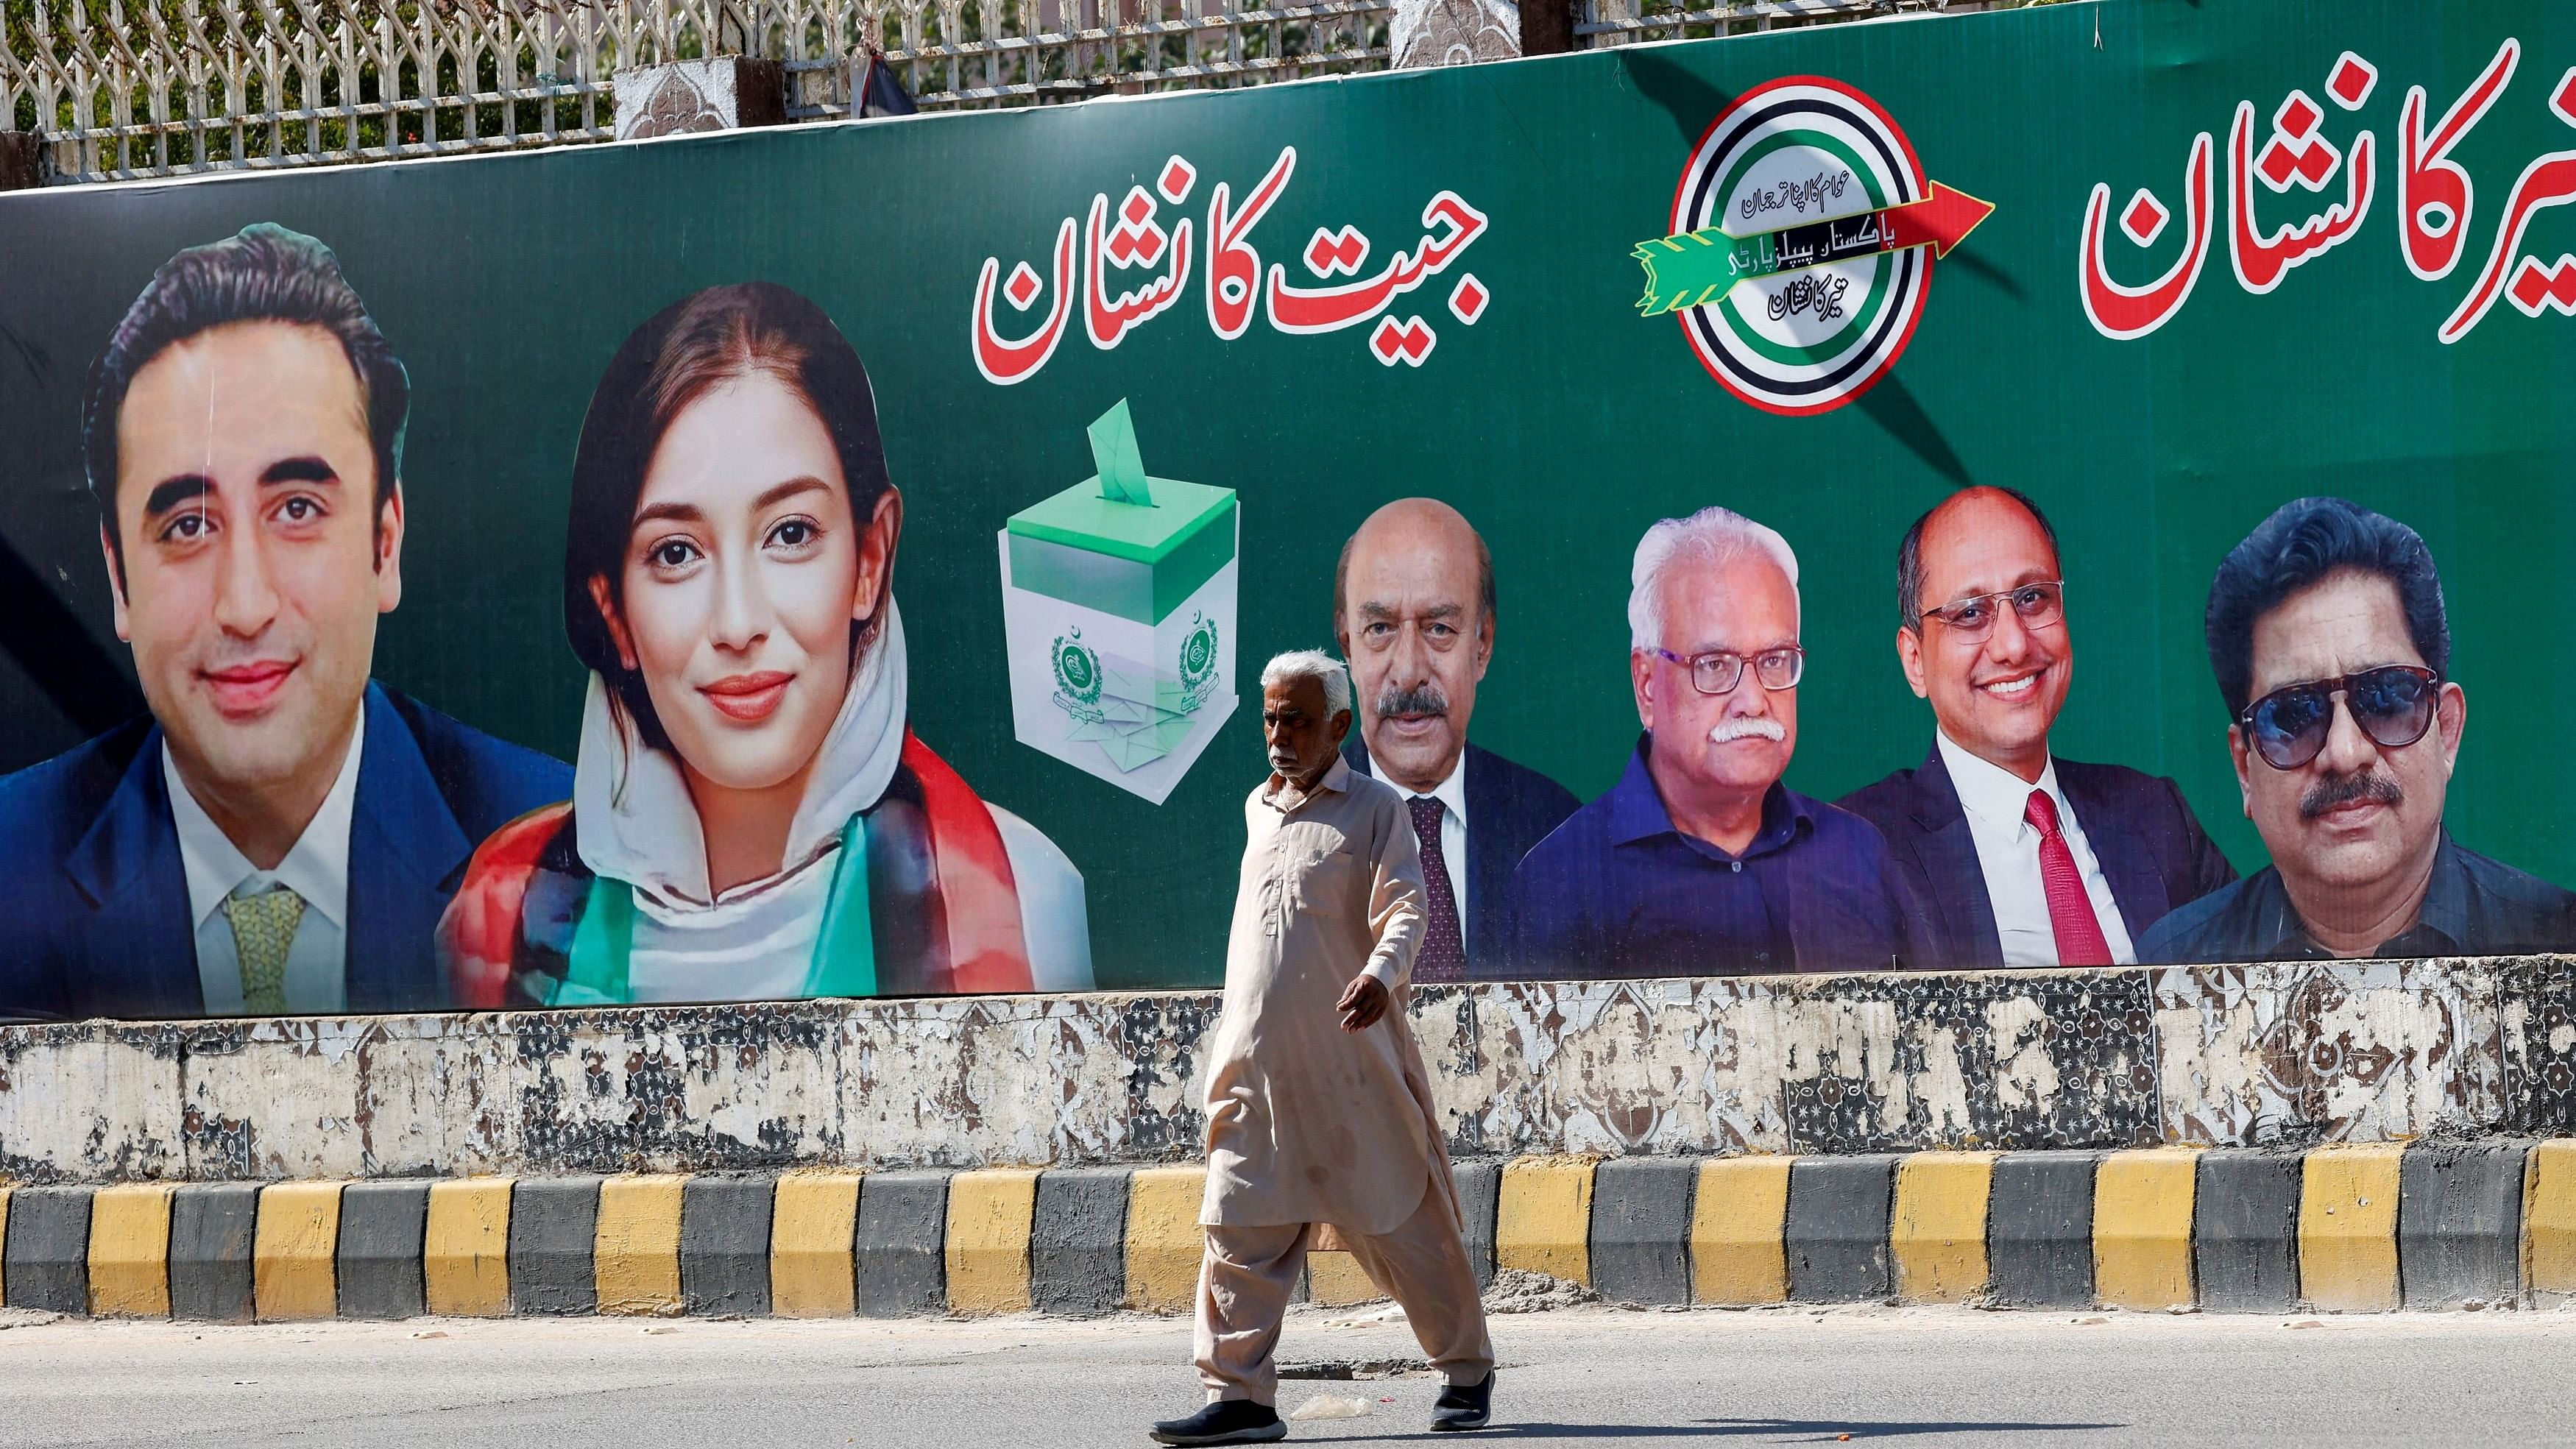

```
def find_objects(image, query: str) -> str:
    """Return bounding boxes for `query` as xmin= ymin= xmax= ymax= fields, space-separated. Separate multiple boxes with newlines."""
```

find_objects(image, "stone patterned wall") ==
xmin=1 ymin=958 xmax=2570 ymax=1183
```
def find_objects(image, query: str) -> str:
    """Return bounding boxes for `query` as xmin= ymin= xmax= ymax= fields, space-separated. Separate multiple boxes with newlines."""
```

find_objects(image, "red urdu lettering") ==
xmin=2078 ymin=132 xmax=2215 ymax=341
xmin=1085 ymin=191 xmax=1195 ymax=351
xmin=1205 ymin=148 xmax=1298 ymax=341
xmin=971 ymin=217 xmax=1078 ymax=386
xmin=2400 ymin=38 xmax=2519 ymax=282
xmin=1267 ymin=191 xmax=1488 ymax=335
xmin=2441 ymin=67 xmax=2576 ymax=343
xmin=2229 ymin=94 xmax=2376 ymax=294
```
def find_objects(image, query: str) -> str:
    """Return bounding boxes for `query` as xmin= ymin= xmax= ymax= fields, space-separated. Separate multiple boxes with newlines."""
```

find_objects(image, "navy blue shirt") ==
xmin=1497 ymin=737 xmax=1928 ymax=979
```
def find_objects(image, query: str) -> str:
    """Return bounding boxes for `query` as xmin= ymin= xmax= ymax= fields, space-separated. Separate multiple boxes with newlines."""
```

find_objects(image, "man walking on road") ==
xmin=1151 ymin=650 xmax=1497 ymax=1446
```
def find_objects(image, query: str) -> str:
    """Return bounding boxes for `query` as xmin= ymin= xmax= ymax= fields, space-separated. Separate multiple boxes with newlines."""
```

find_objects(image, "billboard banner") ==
xmin=4 ymin=0 xmax=2575 ymax=1021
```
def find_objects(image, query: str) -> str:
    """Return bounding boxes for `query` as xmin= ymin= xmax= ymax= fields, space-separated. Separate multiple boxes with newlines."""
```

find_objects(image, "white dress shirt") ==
xmin=1934 ymin=730 xmax=2136 ymax=967
xmin=1368 ymin=745 xmax=1470 ymax=946
xmin=166 ymin=709 xmax=364 ymax=1016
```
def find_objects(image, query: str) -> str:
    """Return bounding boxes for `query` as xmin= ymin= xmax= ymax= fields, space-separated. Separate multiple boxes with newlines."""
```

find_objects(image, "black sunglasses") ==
xmin=2237 ymin=665 xmax=2441 ymax=771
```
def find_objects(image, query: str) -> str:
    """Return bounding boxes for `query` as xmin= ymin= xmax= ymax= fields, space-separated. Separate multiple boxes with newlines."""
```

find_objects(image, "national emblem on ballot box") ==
xmin=998 ymin=400 xmax=1239 ymax=804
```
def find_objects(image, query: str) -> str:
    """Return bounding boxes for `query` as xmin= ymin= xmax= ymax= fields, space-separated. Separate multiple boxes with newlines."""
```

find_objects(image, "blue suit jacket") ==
xmin=0 ymin=684 xmax=570 ymax=1021
xmin=1836 ymin=745 xmax=2237 ymax=972
xmin=1342 ymin=737 xmax=1582 ymax=967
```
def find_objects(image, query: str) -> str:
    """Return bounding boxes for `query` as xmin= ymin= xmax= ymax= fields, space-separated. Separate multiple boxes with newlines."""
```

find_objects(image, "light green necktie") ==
xmin=222 ymin=884 xmax=306 ymax=1015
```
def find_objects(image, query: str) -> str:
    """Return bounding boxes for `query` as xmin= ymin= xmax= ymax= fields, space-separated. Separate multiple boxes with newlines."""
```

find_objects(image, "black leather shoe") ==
xmin=1431 ymin=1371 xmax=1495 ymax=1432
xmin=1150 ymin=1400 xmax=1287 ymax=1445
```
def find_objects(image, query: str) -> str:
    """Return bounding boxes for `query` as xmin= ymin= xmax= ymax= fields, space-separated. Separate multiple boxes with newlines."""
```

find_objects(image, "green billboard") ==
xmin=1 ymin=0 xmax=2572 ymax=1019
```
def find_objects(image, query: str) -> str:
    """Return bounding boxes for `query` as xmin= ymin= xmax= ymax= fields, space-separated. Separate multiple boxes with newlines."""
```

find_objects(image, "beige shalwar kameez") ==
xmin=1193 ymin=756 xmax=1495 ymax=1403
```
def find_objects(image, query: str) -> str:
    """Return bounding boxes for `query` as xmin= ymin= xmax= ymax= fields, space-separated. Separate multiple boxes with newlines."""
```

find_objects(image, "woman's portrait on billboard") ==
xmin=440 ymin=283 xmax=1091 ymax=1007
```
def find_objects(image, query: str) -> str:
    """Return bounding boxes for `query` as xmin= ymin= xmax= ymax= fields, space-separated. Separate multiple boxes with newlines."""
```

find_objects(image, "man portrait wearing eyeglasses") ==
xmin=1504 ymin=506 xmax=1926 ymax=979
xmin=1839 ymin=486 xmax=2235 ymax=971
xmin=2139 ymin=497 xmax=2576 ymax=964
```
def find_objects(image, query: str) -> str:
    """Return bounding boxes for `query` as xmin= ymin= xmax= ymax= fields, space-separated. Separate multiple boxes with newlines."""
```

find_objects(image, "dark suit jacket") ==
xmin=0 ymin=684 xmax=570 ymax=1021
xmin=1342 ymin=737 xmax=1581 ymax=967
xmin=1836 ymin=745 xmax=2237 ymax=971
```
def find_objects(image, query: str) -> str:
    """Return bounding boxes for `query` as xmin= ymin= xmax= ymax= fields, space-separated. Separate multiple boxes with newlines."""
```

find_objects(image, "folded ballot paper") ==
xmin=998 ymin=400 xmax=1239 ymax=804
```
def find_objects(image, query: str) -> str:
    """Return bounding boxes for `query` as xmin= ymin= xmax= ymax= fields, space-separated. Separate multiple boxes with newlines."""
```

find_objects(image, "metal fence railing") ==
xmin=1 ymin=0 xmax=1999 ymax=185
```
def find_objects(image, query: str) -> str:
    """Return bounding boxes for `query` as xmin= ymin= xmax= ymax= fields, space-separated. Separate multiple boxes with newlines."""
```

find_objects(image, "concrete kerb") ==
xmin=2300 ymin=1144 xmax=2404 ymax=1313
xmin=854 ymin=1170 xmax=950 ymax=1317
xmin=88 ymin=1183 xmax=175 ymax=1317
xmin=1986 ymin=1152 xmax=2100 ymax=1308
xmin=947 ymin=1169 xmax=1041 ymax=1315
xmin=1123 ymin=1166 xmax=1206 ymax=1314
xmin=336 ymin=1180 xmax=430 ymax=1320
xmin=1890 ymin=1152 xmax=1995 ymax=1305
xmin=509 ymin=1177 xmax=604 ymax=1315
xmin=1689 ymin=1156 xmax=1791 ymax=1305
xmin=2527 ymin=1141 xmax=2576 ymax=1302
xmin=5 ymin=1185 xmax=94 ymax=1314
xmin=1452 ymin=1160 xmax=1501 ymax=1291
xmin=1497 ymin=1156 xmax=1597 ymax=1286
xmin=681 ymin=1176 xmax=775 ymax=1317
xmin=170 ymin=1183 xmax=261 ymax=1322
xmin=2398 ymin=1139 xmax=2526 ymax=1308
xmin=2092 ymin=1147 xmax=2198 ymax=1311
xmin=1786 ymin=1155 xmax=1894 ymax=1303
xmin=1588 ymin=1158 xmax=1696 ymax=1306
xmin=1030 ymin=1166 xmax=1130 ymax=1315
xmin=594 ymin=1175 xmax=687 ymax=1317
xmin=424 ymin=1177 xmax=513 ymax=1317
xmin=13 ymin=1143 xmax=2576 ymax=1319
xmin=769 ymin=1172 xmax=863 ymax=1319
xmin=253 ymin=1182 xmax=344 ymax=1322
xmin=2195 ymin=1149 xmax=2302 ymax=1312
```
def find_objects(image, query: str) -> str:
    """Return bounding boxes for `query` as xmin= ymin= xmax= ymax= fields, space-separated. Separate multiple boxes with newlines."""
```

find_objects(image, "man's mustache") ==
xmin=1376 ymin=682 xmax=1448 ymax=719
xmin=1710 ymin=717 xmax=1786 ymax=745
xmin=2301 ymin=770 xmax=2404 ymax=820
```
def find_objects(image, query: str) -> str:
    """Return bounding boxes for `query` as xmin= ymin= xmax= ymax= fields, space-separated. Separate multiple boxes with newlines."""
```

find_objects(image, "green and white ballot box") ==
xmin=998 ymin=400 xmax=1239 ymax=804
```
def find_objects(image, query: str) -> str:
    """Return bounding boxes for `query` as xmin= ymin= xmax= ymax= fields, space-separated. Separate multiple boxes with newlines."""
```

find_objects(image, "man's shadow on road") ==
xmin=1314 ymin=1417 xmax=2123 ymax=1442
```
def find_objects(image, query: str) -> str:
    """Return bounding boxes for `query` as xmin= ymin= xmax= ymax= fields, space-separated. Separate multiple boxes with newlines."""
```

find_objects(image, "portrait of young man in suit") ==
xmin=1839 ymin=486 xmax=2234 ymax=970
xmin=1333 ymin=498 xmax=1580 ymax=981
xmin=0 ymin=224 xmax=570 ymax=1021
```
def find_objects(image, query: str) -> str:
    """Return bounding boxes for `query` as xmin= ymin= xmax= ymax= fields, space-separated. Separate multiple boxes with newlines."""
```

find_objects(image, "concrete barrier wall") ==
xmin=2 ymin=957 xmax=2574 ymax=1182
xmin=9 ymin=1143 xmax=2575 ymax=1320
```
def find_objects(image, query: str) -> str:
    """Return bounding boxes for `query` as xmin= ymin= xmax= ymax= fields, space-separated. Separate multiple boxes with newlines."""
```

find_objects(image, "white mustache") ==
xmin=1709 ymin=717 xmax=1786 ymax=745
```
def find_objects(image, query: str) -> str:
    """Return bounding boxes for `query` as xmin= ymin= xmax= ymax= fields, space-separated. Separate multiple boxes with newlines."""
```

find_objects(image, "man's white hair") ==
xmin=1260 ymin=649 xmax=1353 ymax=718
xmin=1627 ymin=505 xmax=1802 ymax=651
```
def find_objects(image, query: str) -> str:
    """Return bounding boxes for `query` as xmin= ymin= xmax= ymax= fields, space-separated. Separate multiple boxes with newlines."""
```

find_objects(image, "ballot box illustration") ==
xmin=999 ymin=399 xmax=1239 ymax=804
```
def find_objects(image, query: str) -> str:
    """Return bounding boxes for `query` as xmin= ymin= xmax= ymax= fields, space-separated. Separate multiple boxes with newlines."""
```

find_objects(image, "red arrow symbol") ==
xmin=1883 ymin=182 xmax=1996 ymax=260
xmin=1635 ymin=180 xmax=1998 ymax=316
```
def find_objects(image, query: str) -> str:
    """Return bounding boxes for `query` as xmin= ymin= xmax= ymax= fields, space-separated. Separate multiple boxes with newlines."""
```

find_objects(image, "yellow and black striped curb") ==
xmin=7 ymin=1142 xmax=2575 ymax=1320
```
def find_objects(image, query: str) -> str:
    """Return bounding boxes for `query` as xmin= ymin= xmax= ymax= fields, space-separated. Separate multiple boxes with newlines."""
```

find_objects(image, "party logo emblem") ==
xmin=1635 ymin=76 xmax=1992 ymax=416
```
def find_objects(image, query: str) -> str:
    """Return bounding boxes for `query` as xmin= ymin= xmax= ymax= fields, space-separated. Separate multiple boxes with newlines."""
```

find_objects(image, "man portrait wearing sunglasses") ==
xmin=2139 ymin=497 xmax=2576 ymax=964
xmin=1841 ymin=487 xmax=2236 ymax=970
xmin=1503 ymin=506 xmax=1925 ymax=978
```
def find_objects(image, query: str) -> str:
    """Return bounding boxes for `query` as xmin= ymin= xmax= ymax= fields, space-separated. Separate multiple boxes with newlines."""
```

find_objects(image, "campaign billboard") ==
xmin=2 ymin=0 xmax=2573 ymax=1021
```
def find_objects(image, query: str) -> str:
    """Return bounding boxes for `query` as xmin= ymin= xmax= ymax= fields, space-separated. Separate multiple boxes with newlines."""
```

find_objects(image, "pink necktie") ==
xmin=2024 ymin=789 xmax=2113 ymax=967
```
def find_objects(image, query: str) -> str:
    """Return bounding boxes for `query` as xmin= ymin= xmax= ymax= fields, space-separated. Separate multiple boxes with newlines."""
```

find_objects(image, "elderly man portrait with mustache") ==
xmin=2140 ymin=497 xmax=2576 ymax=963
xmin=1334 ymin=499 xmax=1579 ymax=982
xmin=1507 ymin=506 xmax=1928 ymax=978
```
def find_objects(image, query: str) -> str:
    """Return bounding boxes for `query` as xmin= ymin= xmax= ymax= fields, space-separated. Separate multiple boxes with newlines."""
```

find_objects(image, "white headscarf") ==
xmin=573 ymin=599 xmax=910 ymax=910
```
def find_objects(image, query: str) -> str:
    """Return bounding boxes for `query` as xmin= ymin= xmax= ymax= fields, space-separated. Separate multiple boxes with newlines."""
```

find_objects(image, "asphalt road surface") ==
xmin=2 ymin=1300 xmax=2571 ymax=1448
